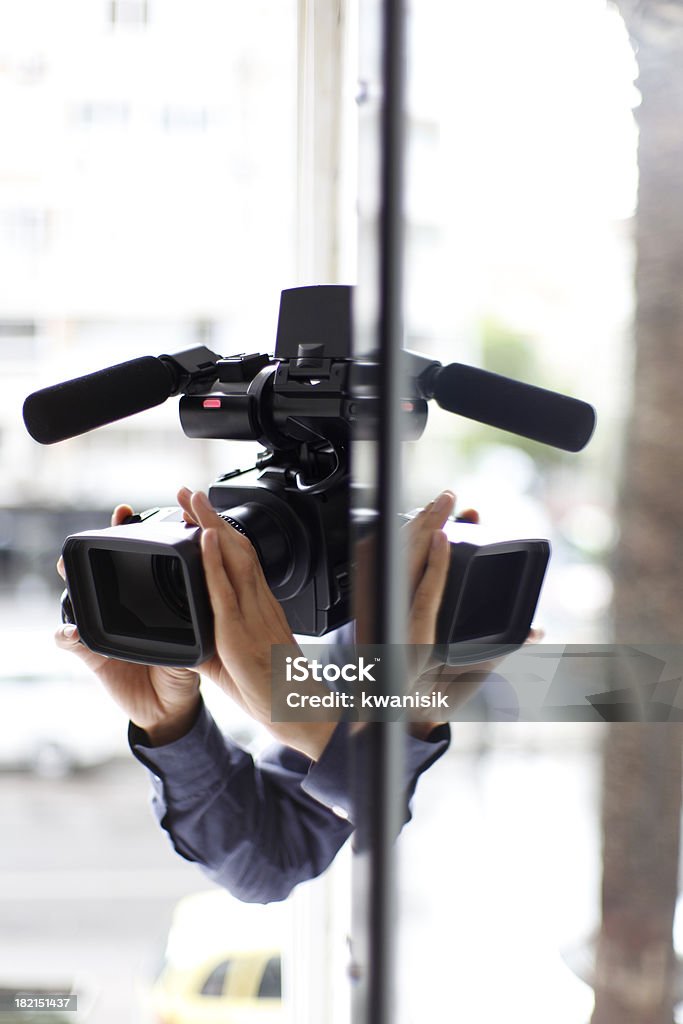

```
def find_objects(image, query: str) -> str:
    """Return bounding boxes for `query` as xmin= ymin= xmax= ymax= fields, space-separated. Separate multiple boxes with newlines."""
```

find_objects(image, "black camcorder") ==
xmin=23 ymin=285 xmax=596 ymax=667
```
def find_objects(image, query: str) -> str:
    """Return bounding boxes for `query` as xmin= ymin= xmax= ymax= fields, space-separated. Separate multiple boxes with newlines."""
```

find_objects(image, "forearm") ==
xmin=130 ymin=699 xmax=450 ymax=900
xmin=302 ymin=719 xmax=451 ymax=839
xmin=129 ymin=699 xmax=353 ymax=903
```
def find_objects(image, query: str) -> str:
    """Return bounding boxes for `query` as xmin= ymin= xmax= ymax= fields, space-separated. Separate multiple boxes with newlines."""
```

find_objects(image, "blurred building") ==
xmin=0 ymin=0 xmax=298 ymax=512
xmin=0 ymin=0 xmax=637 ymax=638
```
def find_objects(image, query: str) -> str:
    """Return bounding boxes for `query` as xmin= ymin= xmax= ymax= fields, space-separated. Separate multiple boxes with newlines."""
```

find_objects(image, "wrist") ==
xmin=271 ymin=721 xmax=337 ymax=761
xmin=408 ymin=721 xmax=442 ymax=741
xmin=137 ymin=696 xmax=202 ymax=747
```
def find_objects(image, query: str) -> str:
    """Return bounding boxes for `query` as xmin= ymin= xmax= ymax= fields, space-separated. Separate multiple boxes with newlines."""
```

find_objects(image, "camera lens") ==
xmin=152 ymin=554 xmax=192 ymax=623
xmin=219 ymin=501 xmax=305 ymax=593
xmin=88 ymin=548 xmax=195 ymax=645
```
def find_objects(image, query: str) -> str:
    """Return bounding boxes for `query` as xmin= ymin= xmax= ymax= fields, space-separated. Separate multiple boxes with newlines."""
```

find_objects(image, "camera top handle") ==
xmin=23 ymin=284 xmax=596 ymax=459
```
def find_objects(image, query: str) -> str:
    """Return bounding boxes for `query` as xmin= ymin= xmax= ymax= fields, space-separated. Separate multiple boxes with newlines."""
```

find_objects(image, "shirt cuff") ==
xmin=128 ymin=699 xmax=235 ymax=805
xmin=301 ymin=721 xmax=451 ymax=820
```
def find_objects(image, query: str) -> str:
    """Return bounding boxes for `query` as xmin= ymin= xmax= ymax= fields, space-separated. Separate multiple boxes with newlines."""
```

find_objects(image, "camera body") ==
xmin=40 ymin=284 xmax=596 ymax=668
xmin=61 ymin=500 xmax=549 ymax=669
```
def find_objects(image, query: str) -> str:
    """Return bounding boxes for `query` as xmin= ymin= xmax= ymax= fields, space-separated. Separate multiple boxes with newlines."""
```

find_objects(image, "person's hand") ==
xmin=404 ymin=496 xmax=543 ymax=734
xmin=354 ymin=489 xmax=472 ymax=647
xmin=55 ymin=505 xmax=202 ymax=746
xmin=352 ymin=491 xmax=543 ymax=739
xmin=176 ymin=488 xmax=336 ymax=761
xmin=355 ymin=489 xmax=481 ymax=652
xmin=175 ymin=488 xmax=467 ymax=758
xmin=351 ymin=491 xmax=466 ymax=739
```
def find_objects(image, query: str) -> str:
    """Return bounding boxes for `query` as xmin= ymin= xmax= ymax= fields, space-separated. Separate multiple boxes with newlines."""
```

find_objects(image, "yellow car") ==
xmin=144 ymin=891 xmax=288 ymax=1024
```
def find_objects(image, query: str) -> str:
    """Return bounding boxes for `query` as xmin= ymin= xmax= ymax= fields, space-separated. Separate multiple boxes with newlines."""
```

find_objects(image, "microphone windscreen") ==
xmin=23 ymin=356 xmax=174 ymax=444
xmin=433 ymin=363 xmax=596 ymax=452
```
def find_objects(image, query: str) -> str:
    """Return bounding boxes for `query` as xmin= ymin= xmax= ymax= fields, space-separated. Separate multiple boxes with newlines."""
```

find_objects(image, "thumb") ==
xmin=55 ymin=623 xmax=79 ymax=648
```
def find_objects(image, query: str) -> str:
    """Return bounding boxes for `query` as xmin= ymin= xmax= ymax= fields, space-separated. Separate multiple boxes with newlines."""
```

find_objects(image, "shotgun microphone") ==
xmin=23 ymin=346 xmax=222 ymax=445
xmin=426 ymin=362 xmax=596 ymax=452
xmin=23 ymin=357 xmax=175 ymax=445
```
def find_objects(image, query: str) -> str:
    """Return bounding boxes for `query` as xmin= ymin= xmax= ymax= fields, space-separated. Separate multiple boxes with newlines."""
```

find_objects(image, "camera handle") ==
xmin=294 ymin=444 xmax=346 ymax=494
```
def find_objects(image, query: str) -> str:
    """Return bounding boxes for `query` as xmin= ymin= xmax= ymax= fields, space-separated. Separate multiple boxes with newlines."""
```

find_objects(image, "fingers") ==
xmin=177 ymin=486 xmax=198 ymax=526
xmin=409 ymin=529 xmax=450 ymax=645
xmin=189 ymin=491 xmax=250 ymax=550
xmin=192 ymin=492 xmax=267 ymax=618
xmin=190 ymin=490 xmax=257 ymax=560
xmin=180 ymin=489 xmax=261 ymax=606
xmin=200 ymin=522 xmax=294 ymax=700
xmin=457 ymin=507 xmax=480 ymax=524
xmin=423 ymin=489 xmax=456 ymax=528
xmin=408 ymin=491 xmax=456 ymax=592
xmin=200 ymin=528 xmax=240 ymax=627
xmin=189 ymin=489 xmax=221 ymax=528
xmin=111 ymin=504 xmax=134 ymax=528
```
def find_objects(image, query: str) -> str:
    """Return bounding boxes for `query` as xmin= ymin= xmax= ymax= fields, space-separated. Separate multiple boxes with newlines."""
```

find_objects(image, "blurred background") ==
xmin=0 ymin=0 xmax=679 ymax=1022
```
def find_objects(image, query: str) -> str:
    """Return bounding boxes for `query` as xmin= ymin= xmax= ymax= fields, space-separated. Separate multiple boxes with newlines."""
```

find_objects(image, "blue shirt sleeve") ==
xmin=129 ymin=698 xmax=450 ymax=903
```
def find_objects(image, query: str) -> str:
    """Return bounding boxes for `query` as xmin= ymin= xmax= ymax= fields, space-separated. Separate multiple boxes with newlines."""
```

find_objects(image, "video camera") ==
xmin=23 ymin=285 xmax=595 ymax=667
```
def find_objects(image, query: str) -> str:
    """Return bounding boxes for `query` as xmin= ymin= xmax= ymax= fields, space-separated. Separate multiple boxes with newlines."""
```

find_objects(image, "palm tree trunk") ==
xmin=592 ymin=726 xmax=681 ymax=1024
xmin=593 ymin=4 xmax=683 ymax=1021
